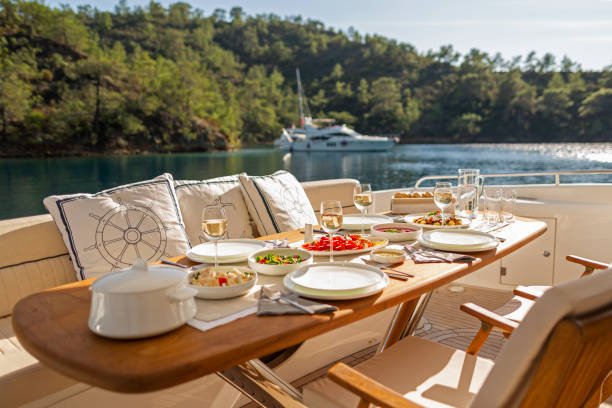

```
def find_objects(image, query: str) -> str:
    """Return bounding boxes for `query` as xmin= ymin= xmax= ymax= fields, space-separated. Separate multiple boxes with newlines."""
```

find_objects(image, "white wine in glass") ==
xmin=433 ymin=182 xmax=453 ymax=226
xmin=201 ymin=206 xmax=228 ymax=268
xmin=320 ymin=200 xmax=343 ymax=262
xmin=353 ymin=184 xmax=373 ymax=236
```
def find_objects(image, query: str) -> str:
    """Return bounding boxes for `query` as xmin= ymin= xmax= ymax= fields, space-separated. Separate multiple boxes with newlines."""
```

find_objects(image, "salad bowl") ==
xmin=248 ymin=248 xmax=313 ymax=276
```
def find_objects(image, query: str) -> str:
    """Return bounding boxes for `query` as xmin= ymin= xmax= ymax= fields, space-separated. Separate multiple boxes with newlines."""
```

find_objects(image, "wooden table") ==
xmin=12 ymin=218 xmax=546 ymax=404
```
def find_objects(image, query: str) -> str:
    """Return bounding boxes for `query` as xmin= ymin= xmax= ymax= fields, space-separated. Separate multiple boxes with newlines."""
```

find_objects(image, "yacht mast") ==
xmin=296 ymin=68 xmax=311 ymax=127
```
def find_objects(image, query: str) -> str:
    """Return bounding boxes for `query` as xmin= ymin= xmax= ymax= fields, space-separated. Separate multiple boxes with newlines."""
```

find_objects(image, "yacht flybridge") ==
xmin=1 ymin=169 xmax=611 ymax=407
xmin=273 ymin=69 xmax=397 ymax=152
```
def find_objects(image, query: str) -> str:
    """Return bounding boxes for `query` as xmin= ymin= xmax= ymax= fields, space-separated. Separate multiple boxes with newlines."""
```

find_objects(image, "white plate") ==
xmin=342 ymin=215 xmax=393 ymax=230
xmin=296 ymin=236 xmax=389 ymax=257
xmin=283 ymin=264 xmax=389 ymax=300
xmin=188 ymin=267 xmax=257 ymax=299
xmin=404 ymin=213 xmax=471 ymax=230
xmin=247 ymin=248 xmax=313 ymax=276
xmin=419 ymin=230 xmax=499 ymax=252
xmin=186 ymin=250 xmax=250 ymax=265
xmin=289 ymin=263 xmax=385 ymax=291
xmin=188 ymin=239 xmax=268 ymax=262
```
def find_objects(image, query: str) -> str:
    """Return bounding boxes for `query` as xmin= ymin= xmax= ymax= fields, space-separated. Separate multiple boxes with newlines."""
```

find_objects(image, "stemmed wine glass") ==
xmin=201 ymin=206 xmax=228 ymax=268
xmin=320 ymin=200 xmax=343 ymax=262
xmin=433 ymin=182 xmax=453 ymax=227
xmin=353 ymin=183 xmax=373 ymax=236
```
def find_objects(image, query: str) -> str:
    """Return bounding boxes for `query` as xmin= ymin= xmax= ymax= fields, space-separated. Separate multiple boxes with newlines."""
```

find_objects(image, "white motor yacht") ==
xmin=273 ymin=69 xmax=397 ymax=152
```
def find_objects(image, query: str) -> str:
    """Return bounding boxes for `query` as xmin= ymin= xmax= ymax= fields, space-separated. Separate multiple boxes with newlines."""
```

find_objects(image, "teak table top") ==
xmin=12 ymin=218 xmax=546 ymax=393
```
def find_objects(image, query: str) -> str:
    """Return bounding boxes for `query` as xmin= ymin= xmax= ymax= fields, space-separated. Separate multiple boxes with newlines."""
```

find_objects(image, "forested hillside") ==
xmin=1 ymin=1 xmax=611 ymax=156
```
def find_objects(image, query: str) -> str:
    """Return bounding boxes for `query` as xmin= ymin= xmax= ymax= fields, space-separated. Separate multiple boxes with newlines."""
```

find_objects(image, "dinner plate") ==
xmin=404 ymin=213 xmax=471 ymax=230
xmin=187 ymin=239 xmax=268 ymax=263
xmin=283 ymin=263 xmax=389 ymax=300
xmin=341 ymin=215 xmax=393 ymax=230
xmin=419 ymin=230 xmax=499 ymax=252
xmin=185 ymin=251 xmax=248 ymax=264
xmin=289 ymin=262 xmax=385 ymax=291
xmin=295 ymin=236 xmax=389 ymax=257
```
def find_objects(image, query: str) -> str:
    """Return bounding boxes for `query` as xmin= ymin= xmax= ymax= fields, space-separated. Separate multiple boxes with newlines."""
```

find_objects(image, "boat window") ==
xmin=310 ymin=136 xmax=330 ymax=141
xmin=329 ymin=133 xmax=351 ymax=137
xmin=326 ymin=142 xmax=337 ymax=147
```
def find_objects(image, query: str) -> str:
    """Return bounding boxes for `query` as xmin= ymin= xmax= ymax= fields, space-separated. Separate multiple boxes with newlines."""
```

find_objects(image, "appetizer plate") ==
xmin=187 ymin=266 xmax=257 ymax=299
xmin=297 ymin=235 xmax=389 ymax=257
xmin=370 ymin=223 xmax=422 ymax=242
xmin=419 ymin=230 xmax=499 ymax=252
xmin=341 ymin=215 xmax=393 ymax=230
xmin=404 ymin=213 xmax=471 ymax=230
xmin=187 ymin=239 xmax=268 ymax=263
xmin=247 ymin=248 xmax=313 ymax=276
xmin=283 ymin=263 xmax=389 ymax=300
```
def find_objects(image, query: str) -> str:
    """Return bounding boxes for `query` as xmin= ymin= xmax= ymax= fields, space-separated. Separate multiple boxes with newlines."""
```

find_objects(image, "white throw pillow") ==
xmin=44 ymin=174 xmax=191 ymax=280
xmin=174 ymin=176 xmax=254 ymax=245
xmin=238 ymin=171 xmax=318 ymax=235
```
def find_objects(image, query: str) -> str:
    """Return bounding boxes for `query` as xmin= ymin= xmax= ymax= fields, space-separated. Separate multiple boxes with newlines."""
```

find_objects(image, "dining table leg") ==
xmin=218 ymin=359 xmax=306 ymax=408
xmin=377 ymin=291 xmax=434 ymax=352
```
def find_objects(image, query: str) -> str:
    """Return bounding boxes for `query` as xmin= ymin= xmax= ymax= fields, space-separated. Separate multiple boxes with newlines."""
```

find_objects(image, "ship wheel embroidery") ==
xmin=199 ymin=197 xmax=236 ymax=243
xmin=84 ymin=201 xmax=171 ymax=270
xmin=280 ymin=186 xmax=308 ymax=224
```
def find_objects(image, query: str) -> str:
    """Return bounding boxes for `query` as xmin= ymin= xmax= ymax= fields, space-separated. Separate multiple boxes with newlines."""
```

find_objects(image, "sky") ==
xmin=48 ymin=0 xmax=612 ymax=70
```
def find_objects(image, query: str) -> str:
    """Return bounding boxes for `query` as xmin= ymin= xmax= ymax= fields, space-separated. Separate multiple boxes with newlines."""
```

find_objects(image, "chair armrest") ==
xmin=513 ymin=285 xmax=543 ymax=301
xmin=460 ymin=303 xmax=519 ymax=334
xmin=566 ymin=255 xmax=610 ymax=276
xmin=328 ymin=363 xmax=421 ymax=408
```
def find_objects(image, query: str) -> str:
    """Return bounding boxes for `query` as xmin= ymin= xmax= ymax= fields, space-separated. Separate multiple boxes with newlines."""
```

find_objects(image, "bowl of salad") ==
xmin=370 ymin=223 xmax=422 ymax=242
xmin=247 ymin=248 xmax=313 ymax=276
xmin=188 ymin=266 xmax=257 ymax=299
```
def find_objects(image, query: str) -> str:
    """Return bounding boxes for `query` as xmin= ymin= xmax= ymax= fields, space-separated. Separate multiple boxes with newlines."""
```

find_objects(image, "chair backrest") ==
xmin=472 ymin=267 xmax=612 ymax=408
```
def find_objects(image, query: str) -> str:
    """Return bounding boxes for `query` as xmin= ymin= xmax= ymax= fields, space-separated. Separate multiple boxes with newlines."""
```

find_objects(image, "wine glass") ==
xmin=433 ymin=182 xmax=453 ymax=226
xmin=320 ymin=200 xmax=343 ymax=262
xmin=201 ymin=206 xmax=228 ymax=268
xmin=353 ymin=184 xmax=373 ymax=236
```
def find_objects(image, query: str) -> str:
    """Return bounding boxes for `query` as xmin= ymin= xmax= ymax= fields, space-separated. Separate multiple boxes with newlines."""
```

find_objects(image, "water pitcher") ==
xmin=457 ymin=169 xmax=484 ymax=219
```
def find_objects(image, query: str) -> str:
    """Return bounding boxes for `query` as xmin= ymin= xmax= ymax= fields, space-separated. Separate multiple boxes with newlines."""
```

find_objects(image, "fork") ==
xmin=361 ymin=258 xmax=415 ymax=278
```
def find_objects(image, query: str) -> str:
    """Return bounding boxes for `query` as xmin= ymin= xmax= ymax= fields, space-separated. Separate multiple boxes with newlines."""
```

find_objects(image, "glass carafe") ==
xmin=457 ymin=169 xmax=484 ymax=219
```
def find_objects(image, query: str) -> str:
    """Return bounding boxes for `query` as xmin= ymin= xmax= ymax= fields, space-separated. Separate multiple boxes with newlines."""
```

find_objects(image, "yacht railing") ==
xmin=414 ymin=169 xmax=612 ymax=188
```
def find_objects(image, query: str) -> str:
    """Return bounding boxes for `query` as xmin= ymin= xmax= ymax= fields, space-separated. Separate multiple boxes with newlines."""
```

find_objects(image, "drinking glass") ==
xmin=483 ymin=190 xmax=503 ymax=225
xmin=201 ymin=206 xmax=228 ymax=268
xmin=502 ymin=189 xmax=517 ymax=222
xmin=353 ymin=184 xmax=373 ymax=236
xmin=433 ymin=182 xmax=453 ymax=226
xmin=320 ymin=200 xmax=343 ymax=262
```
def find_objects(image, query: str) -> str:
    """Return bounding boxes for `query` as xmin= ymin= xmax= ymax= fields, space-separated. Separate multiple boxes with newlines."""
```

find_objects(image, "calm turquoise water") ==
xmin=2 ymin=143 xmax=611 ymax=220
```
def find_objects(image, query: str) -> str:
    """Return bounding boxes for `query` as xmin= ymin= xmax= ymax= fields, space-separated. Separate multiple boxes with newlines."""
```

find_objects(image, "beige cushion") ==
xmin=301 ymin=178 xmax=360 ymax=217
xmin=238 ymin=171 xmax=318 ymax=235
xmin=0 ymin=214 xmax=67 ymax=269
xmin=43 ymin=174 xmax=191 ymax=280
xmin=304 ymin=336 xmax=494 ymax=408
xmin=0 ymin=316 xmax=80 ymax=407
xmin=472 ymin=267 xmax=612 ymax=408
xmin=174 ymin=176 xmax=253 ymax=245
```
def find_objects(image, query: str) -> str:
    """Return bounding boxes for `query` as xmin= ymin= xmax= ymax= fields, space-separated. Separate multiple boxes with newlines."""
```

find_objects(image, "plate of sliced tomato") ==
xmin=300 ymin=234 xmax=388 ymax=256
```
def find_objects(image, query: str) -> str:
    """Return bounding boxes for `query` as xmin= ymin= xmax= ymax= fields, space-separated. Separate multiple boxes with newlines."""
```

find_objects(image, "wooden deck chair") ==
xmin=303 ymin=267 xmax=612 ymax=408
xmin=461 ymin=255 xmax=610 ymax=355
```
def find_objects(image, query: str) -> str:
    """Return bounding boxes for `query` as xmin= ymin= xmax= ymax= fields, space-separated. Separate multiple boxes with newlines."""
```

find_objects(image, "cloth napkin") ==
xmin=405 ymin=245 xmax=477 ymax=263
xmin=256 ymin=285 xmax=338 ymax=316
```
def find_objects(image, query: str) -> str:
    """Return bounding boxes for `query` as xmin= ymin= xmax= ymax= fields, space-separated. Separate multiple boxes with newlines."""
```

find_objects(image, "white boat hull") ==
xmin=277 ymin=139 xmax=395 ymax=152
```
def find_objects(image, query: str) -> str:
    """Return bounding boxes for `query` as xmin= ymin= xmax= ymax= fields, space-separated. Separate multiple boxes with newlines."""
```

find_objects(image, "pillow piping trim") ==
xmin=251 ymin=178 xmax=281 ymax=234
xmin=238 ymin=177 xmax=273 ymax=236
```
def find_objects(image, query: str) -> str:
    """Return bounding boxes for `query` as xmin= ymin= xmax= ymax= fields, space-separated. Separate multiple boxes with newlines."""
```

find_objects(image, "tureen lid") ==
xmin=92 ymin=260 xmax=187 ymax=294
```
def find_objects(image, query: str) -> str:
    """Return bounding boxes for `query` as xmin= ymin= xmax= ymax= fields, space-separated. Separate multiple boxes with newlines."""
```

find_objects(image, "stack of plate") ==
xmin=283 ymin=262 xmax=389 ymax=300
xmin=186 ymin=239 xmax=268 ymax=264
xmin=419 ymin=230 xmax=499 ymax=252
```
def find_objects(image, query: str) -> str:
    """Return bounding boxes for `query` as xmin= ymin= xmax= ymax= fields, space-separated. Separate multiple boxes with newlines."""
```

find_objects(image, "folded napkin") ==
xmin=405 ymin=245 xmax=477 ymax=263
xmin=257 ymin=285 xmax=337 ymax=316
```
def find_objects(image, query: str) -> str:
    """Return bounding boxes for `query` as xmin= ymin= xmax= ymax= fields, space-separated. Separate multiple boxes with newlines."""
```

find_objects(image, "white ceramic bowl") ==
xmin=370 ymin=247 xmax=406 ymax=264
xmin=248 ymin=248 xmax=313 ymax=276
xmin=188 ymin=266 xmax=257 ymax=299
xmin=370 ymin=223 xmax=422 ymax=242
